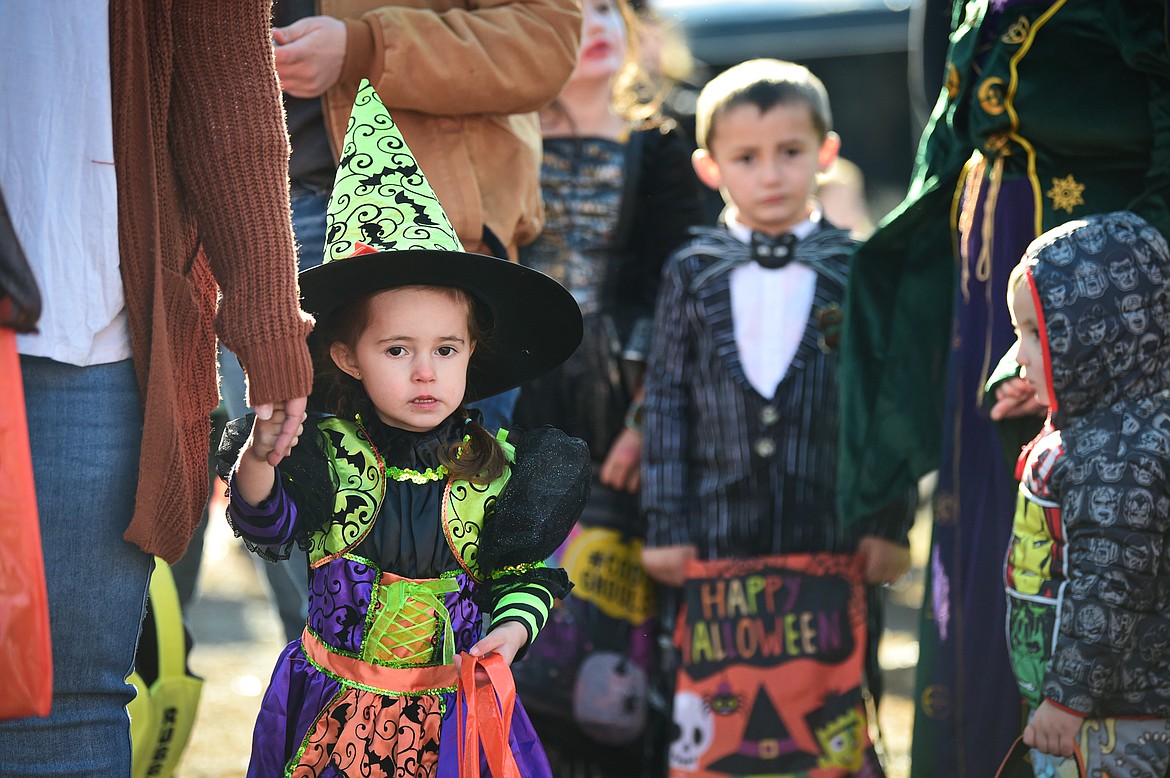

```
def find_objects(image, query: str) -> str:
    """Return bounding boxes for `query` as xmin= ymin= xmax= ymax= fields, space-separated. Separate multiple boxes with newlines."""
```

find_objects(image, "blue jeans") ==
xmin=291 ymin=183 xmax=330 ymax=271
xmin=0 ymin=357 xmax=153 ymax=776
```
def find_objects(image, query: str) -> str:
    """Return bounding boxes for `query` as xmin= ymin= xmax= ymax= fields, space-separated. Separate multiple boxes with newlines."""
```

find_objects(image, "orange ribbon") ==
xmin=300 ymin=628 xmax=457 ymax=694
xmin=456 ymin=653 xmax=522 ymax=778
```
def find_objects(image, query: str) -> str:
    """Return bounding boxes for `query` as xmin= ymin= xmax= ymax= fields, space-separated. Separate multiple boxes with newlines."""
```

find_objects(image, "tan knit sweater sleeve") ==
xmin=169 ymin=0 xmax=314 ymax=405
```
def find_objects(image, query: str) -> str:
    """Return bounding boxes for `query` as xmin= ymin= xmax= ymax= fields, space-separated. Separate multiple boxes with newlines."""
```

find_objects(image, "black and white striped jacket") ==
xmin=641 ymin=222 xmax=911 ymax=559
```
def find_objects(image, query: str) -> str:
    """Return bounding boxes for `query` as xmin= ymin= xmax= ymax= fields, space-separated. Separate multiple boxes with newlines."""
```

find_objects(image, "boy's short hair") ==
xmin=695 ymin=58 xmax=832 ymax=151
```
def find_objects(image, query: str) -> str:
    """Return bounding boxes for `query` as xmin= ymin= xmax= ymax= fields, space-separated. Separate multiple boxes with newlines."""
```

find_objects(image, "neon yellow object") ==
xmin=363 ymin=576 xmax=460 ymax=667
xmin=127 ymin=558 xmax=203 ymax=778
xmin=324 ymin=79 xmax=464 ymax=263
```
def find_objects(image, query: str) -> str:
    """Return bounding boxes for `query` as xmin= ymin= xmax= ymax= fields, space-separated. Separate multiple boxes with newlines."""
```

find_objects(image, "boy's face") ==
xmin=1010 ymin=281 xmax=1052 ymax=407
xmin=693 ymin=101 xmax=839 ymax=236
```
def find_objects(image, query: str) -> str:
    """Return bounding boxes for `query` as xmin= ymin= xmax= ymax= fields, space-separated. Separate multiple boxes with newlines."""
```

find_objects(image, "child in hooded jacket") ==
xmin=1004 ymin=211 xmax=1170 ymax=776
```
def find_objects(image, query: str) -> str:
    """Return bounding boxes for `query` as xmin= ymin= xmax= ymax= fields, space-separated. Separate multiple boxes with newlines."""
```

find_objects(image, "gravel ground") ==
xmin=174 ymin=493 xmax=928 ymax=778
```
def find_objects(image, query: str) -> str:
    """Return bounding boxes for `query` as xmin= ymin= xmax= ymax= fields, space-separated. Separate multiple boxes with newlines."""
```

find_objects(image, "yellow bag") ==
xmin=127 ymin=558 xmax=204 ymax=778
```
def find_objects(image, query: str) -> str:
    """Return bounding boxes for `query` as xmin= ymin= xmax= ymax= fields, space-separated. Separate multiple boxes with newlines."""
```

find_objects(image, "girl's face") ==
xmin=1010 ymin=281 xmax=1052 ymax=407
xmin=570 ymin=0 xmax=627 ymax=86
xmin=331 ymin=287 xmax=475 ymax=432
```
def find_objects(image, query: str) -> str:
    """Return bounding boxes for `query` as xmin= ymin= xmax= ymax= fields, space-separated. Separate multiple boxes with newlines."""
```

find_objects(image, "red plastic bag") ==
xmin=0 ymin=327 xmax=52 ymax=719
xmin=456 ymin=652 xmax=522 ymax=778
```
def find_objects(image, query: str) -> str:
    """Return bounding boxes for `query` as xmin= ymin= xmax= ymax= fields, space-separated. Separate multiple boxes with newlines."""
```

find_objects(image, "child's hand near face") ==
xmin=235 ymin=400 xmax=307 ymax=506
xmin=464 ymin=621 xmax=528 ymax=667
xmin=989 ymin=376 xmax=1048 ymax=421
xmin=857 ymin=536 xmax=911 ymax=585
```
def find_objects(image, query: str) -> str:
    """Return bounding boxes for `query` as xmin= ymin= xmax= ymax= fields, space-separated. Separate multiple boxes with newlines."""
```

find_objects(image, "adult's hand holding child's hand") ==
xmin=234 ymin=398 xmax=306 ymax=507
xmin=252 ymin=397 xmax=308 ymax=467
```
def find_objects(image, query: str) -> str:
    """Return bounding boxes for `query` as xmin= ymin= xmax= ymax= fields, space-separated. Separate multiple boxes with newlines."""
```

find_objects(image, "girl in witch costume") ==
xmin=217 ymin=81 xmax=589 ymax=777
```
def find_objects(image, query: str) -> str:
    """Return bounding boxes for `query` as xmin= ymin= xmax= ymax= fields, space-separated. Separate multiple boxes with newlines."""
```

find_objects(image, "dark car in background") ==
xmin=652 ymin=0 xmax=938 ymax=220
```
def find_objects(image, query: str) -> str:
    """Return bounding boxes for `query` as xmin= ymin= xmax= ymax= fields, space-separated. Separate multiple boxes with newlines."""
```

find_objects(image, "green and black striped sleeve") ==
xmin=488 ymin=565 xmax=558 ymax=652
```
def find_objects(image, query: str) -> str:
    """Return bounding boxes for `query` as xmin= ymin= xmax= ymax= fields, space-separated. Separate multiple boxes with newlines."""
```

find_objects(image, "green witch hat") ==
xmin=299 ymin=80 xmax=582 ymax=400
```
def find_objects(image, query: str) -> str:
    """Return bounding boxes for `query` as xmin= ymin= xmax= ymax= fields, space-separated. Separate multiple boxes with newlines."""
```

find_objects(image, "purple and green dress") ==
xmin=219 ymin=412 xmax=588 ymax=777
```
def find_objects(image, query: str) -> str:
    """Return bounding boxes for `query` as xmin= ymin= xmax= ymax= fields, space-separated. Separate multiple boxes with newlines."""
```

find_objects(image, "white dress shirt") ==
xmin=726 ymin=210 xmax=820 ymax=399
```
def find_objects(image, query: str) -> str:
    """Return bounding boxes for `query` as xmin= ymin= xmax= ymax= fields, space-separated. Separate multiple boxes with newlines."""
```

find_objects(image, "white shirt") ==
xmin=2 ymin=1 xmax=131 ymax=365
xmin=726 ymin=210 xmax=820 ymax=400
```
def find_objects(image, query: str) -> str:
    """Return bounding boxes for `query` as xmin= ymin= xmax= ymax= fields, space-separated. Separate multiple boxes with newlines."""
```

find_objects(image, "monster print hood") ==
xmin=1025 ymin=211 xmax=1170 ymax=425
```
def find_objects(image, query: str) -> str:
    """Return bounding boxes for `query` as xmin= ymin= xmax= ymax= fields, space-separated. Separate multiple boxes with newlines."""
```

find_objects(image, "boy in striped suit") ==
xmin=640 ymin=60 xmax=916 ymax=775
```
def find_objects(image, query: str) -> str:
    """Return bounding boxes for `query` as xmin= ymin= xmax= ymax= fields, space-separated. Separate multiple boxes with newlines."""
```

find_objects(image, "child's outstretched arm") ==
xmin=641 ymin=256 xmax=698 ymax=588
xmin=235 ymin=400 xmax=306 ymax=506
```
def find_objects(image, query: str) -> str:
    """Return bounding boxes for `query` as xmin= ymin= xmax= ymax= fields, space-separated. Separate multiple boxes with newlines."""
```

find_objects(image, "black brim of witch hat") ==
xmin=299 ymin=248 xmax=583 ymax=401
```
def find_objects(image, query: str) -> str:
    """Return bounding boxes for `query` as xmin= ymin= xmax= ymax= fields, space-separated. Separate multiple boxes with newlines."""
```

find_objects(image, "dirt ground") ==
xmin=174 ymin=494 xmax=930 ymax=778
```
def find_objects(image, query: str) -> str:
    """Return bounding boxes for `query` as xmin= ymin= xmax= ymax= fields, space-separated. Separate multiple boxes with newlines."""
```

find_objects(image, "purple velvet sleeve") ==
xmin=227 ymin=469 xmax=301 ymax=547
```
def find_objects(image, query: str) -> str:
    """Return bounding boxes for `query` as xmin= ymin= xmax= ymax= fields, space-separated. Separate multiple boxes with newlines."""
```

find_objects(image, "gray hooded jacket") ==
xmin=1008 ymin=211 xmax=1170 ymax=718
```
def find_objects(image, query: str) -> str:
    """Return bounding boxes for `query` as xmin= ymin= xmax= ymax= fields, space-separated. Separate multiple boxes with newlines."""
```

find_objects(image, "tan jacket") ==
xmin=319 ymin=0 xmax=581 ymax=256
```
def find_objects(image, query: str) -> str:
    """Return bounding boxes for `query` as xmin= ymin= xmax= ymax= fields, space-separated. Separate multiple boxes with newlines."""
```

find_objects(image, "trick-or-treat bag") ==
xmin=669 ymin=553 xmax=871 ymax=778
xmin=511 ymin=502 xmax=657 ymax=747
xmin=457 ymin=653 xmax=524 ymax=778
xmin=0 ymin=327 xmax=53 ymax=719
xmin=128 ymin=558 xmax=203 ymax=778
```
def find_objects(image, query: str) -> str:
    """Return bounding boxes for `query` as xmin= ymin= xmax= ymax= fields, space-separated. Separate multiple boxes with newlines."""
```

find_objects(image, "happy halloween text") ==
xmin=680 ymin=571 xmax=854 ymax=680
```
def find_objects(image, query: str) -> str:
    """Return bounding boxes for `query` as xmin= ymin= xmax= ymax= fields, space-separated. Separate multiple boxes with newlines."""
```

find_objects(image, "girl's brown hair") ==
xmin=309 ymin=285 xmax=508 ymax=484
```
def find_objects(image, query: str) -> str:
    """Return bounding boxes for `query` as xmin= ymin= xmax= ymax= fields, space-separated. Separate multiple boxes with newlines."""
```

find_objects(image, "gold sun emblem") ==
xmin=1046 ymin=174 xmax=1085 ymax=213
xmin=977 ymin=77 xmax=1007 ymax=115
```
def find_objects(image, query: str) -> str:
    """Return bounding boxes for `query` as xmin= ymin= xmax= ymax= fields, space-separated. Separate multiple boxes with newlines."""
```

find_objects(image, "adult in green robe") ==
xmin=838 ymin=2 xmax=1170 ymax=775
